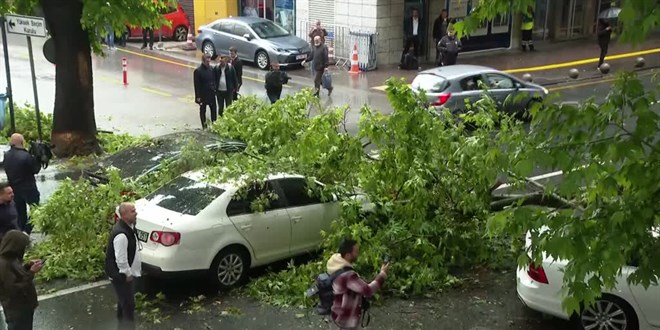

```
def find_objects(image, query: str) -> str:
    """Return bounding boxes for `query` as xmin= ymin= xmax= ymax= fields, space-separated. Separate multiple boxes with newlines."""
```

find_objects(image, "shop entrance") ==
xmin=557 ymin=0 xmax=586 ymax=39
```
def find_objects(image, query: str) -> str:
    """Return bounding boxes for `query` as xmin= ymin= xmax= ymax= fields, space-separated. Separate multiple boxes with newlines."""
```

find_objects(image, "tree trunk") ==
xmin=41 ymin=0 xmax=101 ymax=157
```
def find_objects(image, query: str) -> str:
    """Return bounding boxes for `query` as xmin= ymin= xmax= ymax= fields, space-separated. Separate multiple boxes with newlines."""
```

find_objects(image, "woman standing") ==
xmin=597 ymin=19 xmax=612 ymax=69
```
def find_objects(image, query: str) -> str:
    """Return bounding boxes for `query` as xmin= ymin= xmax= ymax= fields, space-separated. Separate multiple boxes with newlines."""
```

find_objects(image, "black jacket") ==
xmin=0 ymin=230 xmax=38 ymax=318
xmin=597 ymin=21 xmax=612 ymax=45
xmin=230 ymin=58 xmax=243 ymax=88
xmin=265 ymin=71 xmax=290 ymax=94
xmin=193 ymin=64 xmax=216 ymax=104
xmin=404 ymin=16 xmax=424 ymax=38
xmin=3 ymin=147 xmax=40 ymax=194
xmin=306 ymin=44 xmax=328 ymax=72
xmin=214 ymin=65 xmax=238 ymax=93
xmin=432 ymin=17 xmax=450 ymax=40
xmin=0 ymin=201 xmax=19 ymax=240
xmin=104 ymin=221 xmax=138 ymax=281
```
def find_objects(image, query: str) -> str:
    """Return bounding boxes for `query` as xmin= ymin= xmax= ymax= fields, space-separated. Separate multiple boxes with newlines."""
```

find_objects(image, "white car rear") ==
xmin=517 ymin=232 xmax=660 ymax=330
xmin=135 ymin=171 xmax=344 ymax=288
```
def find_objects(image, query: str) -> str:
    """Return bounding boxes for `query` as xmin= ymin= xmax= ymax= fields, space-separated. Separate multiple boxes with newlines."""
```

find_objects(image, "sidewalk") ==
xmin=123 ymin=35 xmax=660 ymax=89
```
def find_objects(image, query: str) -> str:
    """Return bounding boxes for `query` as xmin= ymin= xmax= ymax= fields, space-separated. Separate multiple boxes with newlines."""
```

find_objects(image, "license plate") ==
xmin=136 ymin=229 xmax=149 ymax=242
xmin=296 ymin=54 xmax=306 ymax=60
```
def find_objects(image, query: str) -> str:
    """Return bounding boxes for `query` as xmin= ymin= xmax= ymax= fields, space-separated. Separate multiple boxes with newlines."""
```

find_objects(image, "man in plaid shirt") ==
xmin=327 ymin=239 xmax=390 ymax=329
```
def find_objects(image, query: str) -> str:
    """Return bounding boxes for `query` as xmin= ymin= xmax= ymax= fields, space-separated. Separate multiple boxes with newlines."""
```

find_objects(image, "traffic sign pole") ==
xmin=1 ymin=16 xmax=16 ymax=133
xmin=26 ymin=36 xmax=43 ymax=141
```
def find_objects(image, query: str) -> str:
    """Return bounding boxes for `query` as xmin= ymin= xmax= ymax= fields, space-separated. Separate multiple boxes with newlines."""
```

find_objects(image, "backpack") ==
xmin=306 ymin=266 xmax=353 ymax=315
xmin=28 ymin=141 xmax=53 ymax=170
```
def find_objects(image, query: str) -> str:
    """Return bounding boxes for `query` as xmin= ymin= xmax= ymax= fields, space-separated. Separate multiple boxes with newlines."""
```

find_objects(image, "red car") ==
xmin=126 ymin=4 xmax=190 ymax=41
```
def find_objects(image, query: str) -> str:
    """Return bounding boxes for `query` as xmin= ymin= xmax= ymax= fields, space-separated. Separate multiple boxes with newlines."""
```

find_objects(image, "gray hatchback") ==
xmin=195 ymin=16 xmax=311 ymax=70
xmin=411 ymin=65 xmax=548 ymax=116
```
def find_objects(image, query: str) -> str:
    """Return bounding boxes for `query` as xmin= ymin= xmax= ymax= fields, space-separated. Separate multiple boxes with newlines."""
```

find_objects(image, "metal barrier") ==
xmin=296 ymin=21 xmax=378 ymax=71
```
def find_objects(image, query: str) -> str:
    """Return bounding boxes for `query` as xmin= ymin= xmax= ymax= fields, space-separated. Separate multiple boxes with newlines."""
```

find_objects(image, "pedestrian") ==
xmin=401 ymin=7 xmax=422 ymax=66
xmin=597 ymin=18 xmax=612 ymax=69
xmin=141 ymin=26 xmax=154 ymax=50
xmin=438 ymin=28 xmax=462 ymax=66
xmin=229 ymin=46 xmax=243 ymax=100
xmin=308 ymin=20 xmax=328 ymax=44
xmin=264 ymin=62 xmax=290 ymax=104
xmin=302 ymin=36 xmax=330 ymax=97
xmin=3 ymin=134 xmax=41 ymax=235
xmin=105 ymin=202 xmax=141 ymax=330
xmin=0 ymin=182 xmax=19 ymax=242
xmin=105 ymin=22 xmax=115 ymax=51
xmin=432 ymin=9 xmax=450 ymax=66
xmin=214 ymin=56 xmax=238 ymax=117
xmin=193 ymin=54 xmax=217 ymax=129
xmin=327 ymin=239 xmax=389 ymax=330
xmin=521 ymin=5 xmax=535 ymax=52
xmin=0 ymin=230 xmax=43 ymax=330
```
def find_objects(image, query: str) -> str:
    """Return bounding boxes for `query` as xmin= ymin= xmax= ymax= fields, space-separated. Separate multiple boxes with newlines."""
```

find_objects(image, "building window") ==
xmin=239 ymin=0 xmax=295 ymax=34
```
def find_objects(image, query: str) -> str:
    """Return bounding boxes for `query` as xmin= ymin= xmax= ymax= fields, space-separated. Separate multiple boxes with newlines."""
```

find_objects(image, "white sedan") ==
xmin=517 ymin=232 xmax=660 ymax=330
xmin=134 ymin=170 xmax=358 ymax=289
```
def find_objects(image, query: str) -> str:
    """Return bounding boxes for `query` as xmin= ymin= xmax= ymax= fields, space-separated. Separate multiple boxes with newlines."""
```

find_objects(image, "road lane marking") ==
xmin=97 ymin=74 xmax=124 ymax=85
xmin=371 ymin=47 xmax=659 ymax=91
xmin=142 ymin=87 xmax=172 ymax=97
xmin=547 ymin=70 xmax=655 ymax=92
xmin=115 ymin=47 xmax=269 ymax=85
xmin=0 ymin=280 xmax=111 ymax=311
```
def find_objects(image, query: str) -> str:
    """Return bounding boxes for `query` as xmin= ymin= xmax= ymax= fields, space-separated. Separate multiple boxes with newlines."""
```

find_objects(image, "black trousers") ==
xmin=111 ymin=279 xmax=136 ymax=330
xmin=434 ymin=39 xmax=442 ymax=66
xmin=142 ymin=28 xmax=154 ymax=48
xmin=521 ymin=29 xmax=534 ymax=50
xmin=13 ymin=189 xmax=39 ymax=235
xmin=401 ymin=35 xmax=420 ymax=64
xmin=267 ymin=91 xmax=281 ymax=104
xmin=5 ymin=309 xmax=34 ymax=330
xmin=598 ymin=42 xmax=609 ymax=67
xmin=216 ymin=91 xmax=233 ymax=117
xmin=199 ymin=101 xmax=217 ymax=129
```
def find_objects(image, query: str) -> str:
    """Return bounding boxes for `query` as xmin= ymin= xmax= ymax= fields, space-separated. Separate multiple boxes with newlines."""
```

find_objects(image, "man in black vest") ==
xmin=3 ymin=133 xmax=41 ymax=235
xmin=105 ymin=202 xmax=141 ymax=330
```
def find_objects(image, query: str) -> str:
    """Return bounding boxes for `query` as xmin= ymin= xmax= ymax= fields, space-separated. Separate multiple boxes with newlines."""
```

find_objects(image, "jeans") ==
xmin=216 ymin=90 xmax=233 ymax=117
xmin=14 ymin=189 xmax=39 ymax=235
xmin=5 ymin=309 xmax=35 ymax=330
xmin=199 ymin=101 xmax=217 ymax=129
xmin=105 ymin=24 xmax=114 ymax=48
xmin=111 ymin=279 xmax=136 ymax=330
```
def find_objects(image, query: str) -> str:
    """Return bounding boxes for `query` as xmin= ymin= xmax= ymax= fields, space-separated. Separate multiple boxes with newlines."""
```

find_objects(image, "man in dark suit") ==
xmin=229 ymin=46 xmax=243 ymax=101
xmin=401 ymin=7 xmax=422 ymax=66
xmin=193 ymin=54 xmax=217 ymax=129
xmin=214 ymin=56 xmax=238 ymax=117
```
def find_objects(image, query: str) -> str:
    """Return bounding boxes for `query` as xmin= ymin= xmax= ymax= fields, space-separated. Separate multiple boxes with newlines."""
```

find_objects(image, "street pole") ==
xmin=157 ymin=27 xmax=163 ymax=50
xmin=26 ymin=36 xmax=43 ymax=141
xmin=1 ymin=16 xmax=16 ymax=133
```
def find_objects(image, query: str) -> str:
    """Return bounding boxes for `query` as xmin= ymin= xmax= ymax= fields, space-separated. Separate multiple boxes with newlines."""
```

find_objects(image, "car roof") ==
xmin=417 ymin=64 xmax=502 ymax=80
xmin=181 ymin=170 xmax=304 ymax=191
xmin=210 ymin=16 xmax=271 ymax=25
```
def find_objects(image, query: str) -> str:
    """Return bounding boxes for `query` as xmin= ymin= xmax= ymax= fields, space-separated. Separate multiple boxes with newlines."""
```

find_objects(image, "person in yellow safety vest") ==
xmin=521 ymin=5 xmax=535 ymax=52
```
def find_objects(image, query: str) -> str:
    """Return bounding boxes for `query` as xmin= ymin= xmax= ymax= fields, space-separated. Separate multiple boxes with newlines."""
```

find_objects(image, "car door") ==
xmin=451 ymin=75 xmax=488 ymax=114
xmin=212 ymin=21 xmax=234 ymax=56
xmin=273 ymin=177 xmax=337 ymax=255
xmin=226 ymin=180 xmax=292 ymax=263
xmin=484 ymin=73 xmax=520 ymax=114
xmin=158 ymin=5 xmax=178 ymax=36
xmin=622 ymin=264 xmax=660 ymax=327
xmin=231 ymin=23 xmax=254 ymax=60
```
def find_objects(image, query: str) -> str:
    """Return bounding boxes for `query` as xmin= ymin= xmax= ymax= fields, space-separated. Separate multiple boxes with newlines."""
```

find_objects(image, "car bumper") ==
xmin=516 ymin=266 xmax=569 ymax=320
xmin=141 ymin=262 xmax=207 ymax=278
xmin=275 ymin=52 xmax=310 ymax=66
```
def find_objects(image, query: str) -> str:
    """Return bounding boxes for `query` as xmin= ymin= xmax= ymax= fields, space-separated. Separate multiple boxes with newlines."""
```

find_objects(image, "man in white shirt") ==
xmin=400 ymin=7 xmax=423 ymax=68
xmin=104 ymin=202 xmax=141 ymax=330
xmin=214 ymin=56 xmax=238 ymax=117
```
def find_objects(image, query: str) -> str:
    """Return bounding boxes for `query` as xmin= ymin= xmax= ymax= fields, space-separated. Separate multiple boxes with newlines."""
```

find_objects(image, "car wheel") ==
xmin=210 ymin=247 xmax=250 ymax=289
xmin=255 ymin=50 xmax=270 ymax=70
xmin=577 ymin=295 xmax=639 ymax=330
xmin=202 ymin=41 xmax=216 ymax=56
xmin=173 ymin=25 xmax=187 ymax=41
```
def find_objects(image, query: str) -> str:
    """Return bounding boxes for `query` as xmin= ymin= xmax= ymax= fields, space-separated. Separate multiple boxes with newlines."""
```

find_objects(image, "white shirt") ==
xmin=217 ymin=66 xmax=227 ymax=91
xmin=113 ymin=233 xmax=142 ymax=278
xmin=412 ymin=18 xmax=419 ymax=36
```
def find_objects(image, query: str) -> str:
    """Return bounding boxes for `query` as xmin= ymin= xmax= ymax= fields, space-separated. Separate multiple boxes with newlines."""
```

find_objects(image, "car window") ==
xmin=276 ymin=178 xmax=322 ymax=208
xmin=233 ymin=24 xmax=251 ymax=38
xmin=146 ymin=177 xmax=225 ymax=216
xmin=460 ymin=75 xmax=486 ymax=91
xmin=411 ymin=74 xmax=450 ymax=93
xmin=485 ymin=73 xmax=515 ymax=89
xmin=214 ymin=22 xmax=233 ymax=34
xmin=249 ymin=21 xmax=289 ymax=39
xmin=226 ymin=181 xmax=285 ymax=216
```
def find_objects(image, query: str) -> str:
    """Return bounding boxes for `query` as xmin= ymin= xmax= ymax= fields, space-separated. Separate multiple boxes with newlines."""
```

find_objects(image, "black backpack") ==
xmin=306 ymin=266 xmax=353 ymax=315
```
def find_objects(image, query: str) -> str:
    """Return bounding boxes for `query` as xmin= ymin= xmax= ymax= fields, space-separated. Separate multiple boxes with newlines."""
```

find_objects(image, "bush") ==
xmin=0 ymin=103 xmax=53 ymax=144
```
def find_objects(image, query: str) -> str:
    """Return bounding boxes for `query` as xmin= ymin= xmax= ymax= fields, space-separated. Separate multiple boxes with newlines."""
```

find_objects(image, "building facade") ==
xmin=184 ymin=0 xmax=615 ymax=66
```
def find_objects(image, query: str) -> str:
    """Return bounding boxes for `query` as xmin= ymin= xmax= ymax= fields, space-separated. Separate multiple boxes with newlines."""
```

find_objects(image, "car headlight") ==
xmin=542 ymin=87 xmax=549 ymax=95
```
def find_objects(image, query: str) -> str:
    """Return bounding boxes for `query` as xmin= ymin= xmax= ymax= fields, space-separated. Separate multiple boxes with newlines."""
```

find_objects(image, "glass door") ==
xmin=558 ymin=0 xmax=585 ymax=39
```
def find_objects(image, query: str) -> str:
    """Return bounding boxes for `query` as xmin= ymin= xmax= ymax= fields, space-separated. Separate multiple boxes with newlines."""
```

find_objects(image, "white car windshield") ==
xmin=249 ymin=21 xmax=289 ymax=39
xmin=145 ymin=176 xmax=225 ymax=215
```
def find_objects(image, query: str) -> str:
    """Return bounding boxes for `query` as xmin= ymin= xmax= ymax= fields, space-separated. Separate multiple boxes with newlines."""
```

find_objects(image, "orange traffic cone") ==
xmin=349 ymin=43 xmax=359 ymax=74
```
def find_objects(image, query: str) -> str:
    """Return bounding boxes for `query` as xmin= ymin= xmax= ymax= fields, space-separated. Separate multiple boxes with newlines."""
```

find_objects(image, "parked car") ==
xmin=411 ymin=65 xmax=548 ymax=117
xmin=83 ymin=131 xmax=246 ymax=185
xmin=195 ymin=16 xmax=311 ymax=70
xmin=125 ymin=4 xmax=190 ymax=41
xmin=517 ymin=230 xmax=660 ymax=330
xmin=134 ymin=170 xmax=368 ymax=288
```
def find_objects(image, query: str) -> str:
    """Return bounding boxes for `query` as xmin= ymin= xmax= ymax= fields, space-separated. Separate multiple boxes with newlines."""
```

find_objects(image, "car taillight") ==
xmin=150 ymin=231 xmax=181 ymax=246
xmin=527 ymin=263 xmax=549 ymax=284
xmin=431 ymin=93 xmax=451 ymax=106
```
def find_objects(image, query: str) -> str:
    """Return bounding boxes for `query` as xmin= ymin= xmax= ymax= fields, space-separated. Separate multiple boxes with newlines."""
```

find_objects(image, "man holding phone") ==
xmin=326 ymin=239 xmax=390 ymax=330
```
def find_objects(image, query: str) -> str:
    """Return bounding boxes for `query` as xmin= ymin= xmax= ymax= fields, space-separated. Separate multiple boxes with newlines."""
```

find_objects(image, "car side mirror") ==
xmin=243 ymin=33 xmax=251 ymax=40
